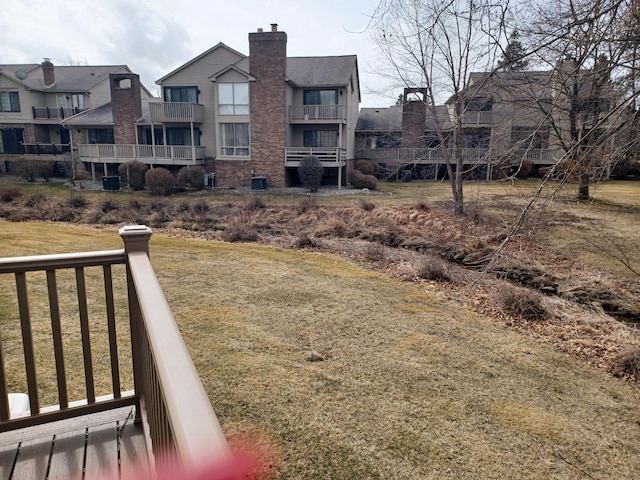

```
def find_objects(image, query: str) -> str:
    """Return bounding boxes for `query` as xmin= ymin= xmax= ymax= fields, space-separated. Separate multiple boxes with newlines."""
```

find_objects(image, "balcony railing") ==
xmin=32 ymin=106 xmax=86 ymax=120
xmin=361 ymin=147 xmax=558 ymax=165
xmin=285 ymin=147 xmax=347 ymax=165
xmin=149 ymin=102 xmax=204 ymax=123
xmin=289 ymin=105 xmax=347 ymax=122
xmin=21 ymin=143 xmax=71 ymax=155
xmin=77 ymin=144 xmax=206 ymax=165
xmin=0 ymin=226 xmax=229 ymax=471
xmin=461 ymin=110 xmax=493 ymax=124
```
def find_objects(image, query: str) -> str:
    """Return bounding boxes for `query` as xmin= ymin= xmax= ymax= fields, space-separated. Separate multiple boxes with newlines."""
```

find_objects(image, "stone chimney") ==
xmin=401 ymin=88 xmax=428 ymax=148
xmin=109 ymin=73 xmax=142 ymax=145
xmin=42 ymin=58 xmax=55 ymax=86
xmin=248 ymin=24 xmax=288 ymax=187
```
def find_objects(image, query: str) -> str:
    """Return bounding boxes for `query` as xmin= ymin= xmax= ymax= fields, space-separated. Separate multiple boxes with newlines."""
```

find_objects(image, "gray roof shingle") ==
xmin=0 ymin=64 xmax=131 ymax=92
xmin=286 ymin=56 xmax=357 ymax=87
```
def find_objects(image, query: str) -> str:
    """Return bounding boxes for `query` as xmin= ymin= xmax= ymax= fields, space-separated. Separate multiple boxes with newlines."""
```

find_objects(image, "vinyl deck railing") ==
xmin=0 ymin=226 xmax=229 ymax=469
xmin=361 ymin=147 xmax=558 ymax=165
xmin=285 ymin=147 xmax=347 ymax=165
xmin=77 ymin=144 xmax=206 ymax=165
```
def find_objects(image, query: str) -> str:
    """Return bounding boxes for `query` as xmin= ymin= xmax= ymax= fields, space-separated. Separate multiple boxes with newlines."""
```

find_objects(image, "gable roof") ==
xmin=156 ymin=43 xmax=247 ymax=84
xmin=0 ymin=63 xmax=133 ymax=92
xmin=208 ymin=64 xmax=255 ymax=82
xmin=286 ymin=55 xmax=358 ymax=88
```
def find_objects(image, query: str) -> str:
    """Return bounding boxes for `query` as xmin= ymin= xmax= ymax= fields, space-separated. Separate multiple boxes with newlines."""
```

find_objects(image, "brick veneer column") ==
xmin=401 ymin=88 xmax=428 ymax=148
xmin=248 ymin=25 xmax=288 ymax=188
xmin=110 ymin=74 xmax=142 ymax=145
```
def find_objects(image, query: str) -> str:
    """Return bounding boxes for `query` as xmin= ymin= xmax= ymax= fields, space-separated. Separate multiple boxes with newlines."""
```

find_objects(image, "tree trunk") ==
xmin=578 ymin=172 xmax=590 ymax=200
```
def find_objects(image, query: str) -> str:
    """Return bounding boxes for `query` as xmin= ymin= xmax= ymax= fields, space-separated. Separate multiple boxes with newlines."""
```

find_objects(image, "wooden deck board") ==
xmin=10 ymin=436 xmax=52 ymax=480
xmin=0 ymin=406 xmax=147 ymax=479
xmin=119 ymin=415 xmax=150 ymax=479
xmin=85 ymin=422 xmax=118 ymax=478
xmin=47 ymin=430 xmax=85 ymax=480
xmin=0 ymin=444 xmax=18 ymax=480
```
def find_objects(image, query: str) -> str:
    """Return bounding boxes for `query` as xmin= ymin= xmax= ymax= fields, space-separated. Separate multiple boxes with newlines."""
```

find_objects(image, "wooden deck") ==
xmin=0 ymin=406 xmax=148 ymax=480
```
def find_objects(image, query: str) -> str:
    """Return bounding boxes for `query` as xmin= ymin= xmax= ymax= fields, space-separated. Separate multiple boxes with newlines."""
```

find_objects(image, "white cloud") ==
xmin=0 ymin=0 xmax=396 ymax=107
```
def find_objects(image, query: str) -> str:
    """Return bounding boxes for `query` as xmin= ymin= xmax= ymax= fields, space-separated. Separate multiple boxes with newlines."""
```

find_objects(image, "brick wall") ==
xmin=214 ymin=160 xmax=253 ymax=188
xmin=401 ymin=88 xmax=428 ymax=148
xmin=247 ymin=26 xmax=288 ymax=188
xmin=110 ymin=74 xmax=141 ymax=145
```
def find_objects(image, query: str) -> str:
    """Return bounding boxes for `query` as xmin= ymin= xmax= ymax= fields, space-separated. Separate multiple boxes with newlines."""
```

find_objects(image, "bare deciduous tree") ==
xmin=369 ymin=0 xmax=510 ymax=215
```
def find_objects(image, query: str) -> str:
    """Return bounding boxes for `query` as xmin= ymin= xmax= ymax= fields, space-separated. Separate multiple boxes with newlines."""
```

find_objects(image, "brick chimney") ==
xmin=42 ymin=58 xmax=55 ymax=86
xmin=401 ymin=88 xmax=428 ymax=148
xmin=109 ymin=73 xmax=142 ymax=145
xmin=248 ymin=24 xmax=287 ymax=187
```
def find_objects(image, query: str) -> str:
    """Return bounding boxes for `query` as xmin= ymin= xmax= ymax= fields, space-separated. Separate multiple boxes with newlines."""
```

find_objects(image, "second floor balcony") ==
xmin=149 ymin=102 xmax=204 ymax=123
xmin=32 ymin=107 xmax=87 ymax=120
xmin=461 ymin=110 xmax=494 ymax=124
xmin=289 ymin=105 xmax=347 ymax=123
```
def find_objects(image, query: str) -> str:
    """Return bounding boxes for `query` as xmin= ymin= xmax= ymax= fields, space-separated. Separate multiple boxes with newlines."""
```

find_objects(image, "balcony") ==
xmin=0 ymin=226 xmax=229 ymax=478
xmin=32 ymin=107 xmax=86 ymax=120
xmin=21 ymin=143 xmax=71 ymax=156
xmin=77 ymin=144 xmax=206 ymax=166
xmin=289 ymin=105 xmax=347 ymax=123
xmin=461 ymin=110 xmax=493 ymax=124
xmin=361 ymin=147 xmax=558 ymax=165
xmin=149 ymin=102 xmax=204 ymax=123
xmin=285 ymin=147 xmax=347 ymax=166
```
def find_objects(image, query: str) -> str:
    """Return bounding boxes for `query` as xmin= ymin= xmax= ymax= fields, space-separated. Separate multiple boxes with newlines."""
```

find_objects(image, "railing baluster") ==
xmin=15 ymin=272 xmax=40 ymax=414
xmin=0 ymin=328 xmax=10 ymax=421
xmin=103 ymin=265 xmax=121 ymax=399
xmin=46 ymin=270 xmax=68 ymax=409
xmin=75 ymin=267 xmax=95 ymax=404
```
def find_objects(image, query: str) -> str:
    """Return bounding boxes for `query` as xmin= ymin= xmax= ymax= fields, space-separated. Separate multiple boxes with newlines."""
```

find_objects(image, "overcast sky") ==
xmin=0 ymin=0 xmax=397 ymax=107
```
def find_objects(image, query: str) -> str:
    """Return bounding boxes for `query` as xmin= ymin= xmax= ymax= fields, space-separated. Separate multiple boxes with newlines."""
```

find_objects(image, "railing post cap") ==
xmin=119 ymin=225 xmax=153 ymax=253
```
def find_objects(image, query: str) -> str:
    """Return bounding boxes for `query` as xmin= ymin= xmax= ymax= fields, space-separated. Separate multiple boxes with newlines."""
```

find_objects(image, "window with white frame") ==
xmin=219 ymin=123 xmax=249 ymax=156
xmin=218 ymin=83 xmax=249 ymax=115
xmin=0 ymin=91 xmax=20 ymax=112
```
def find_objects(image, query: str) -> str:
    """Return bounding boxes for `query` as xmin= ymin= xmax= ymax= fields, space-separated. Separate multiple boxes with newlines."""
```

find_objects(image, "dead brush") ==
xmin=246 ymin=195 xmax=266 ymax=211
xmin=363 ymin=242 xmax=386 ymax=263
xmin=497 ymin=285 xmax=547 ymax=321
xmin=99 ymin=199 xmax=119 ymax=213
xmin=221 ymin=222 xmax=259 ymax=243
xmin=24 ymin=192 xmax=47 ymax=208
xmin=611 ymin=347 xmax=640 ymax=379
xmin=66 ymin=195 xmax=88 ymax=209
xmin=295 ymin=234 xmax=321 ymax=249
xmin=359 ymin=199 xmax=376 ymax=211
xmin=297 ymin=197 xmax=318 ymax=214
xmin=415 ymin=256 xmax=453 ymax=282
xmin=0 ymin=187 xmax=21 ymax=203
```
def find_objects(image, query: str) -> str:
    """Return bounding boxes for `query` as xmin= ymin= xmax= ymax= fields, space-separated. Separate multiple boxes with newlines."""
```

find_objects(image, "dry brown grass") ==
xmin=1 ymin=222 xmax=640 ymax=479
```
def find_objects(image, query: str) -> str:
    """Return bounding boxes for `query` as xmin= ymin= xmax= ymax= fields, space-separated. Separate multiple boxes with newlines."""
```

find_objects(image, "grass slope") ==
xmin=1 ymin=222 xmax=639 ymax=478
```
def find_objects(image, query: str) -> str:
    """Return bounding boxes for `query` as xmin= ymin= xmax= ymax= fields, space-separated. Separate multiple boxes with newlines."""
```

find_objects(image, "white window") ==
xmin=218 ymin=83 xmax=249 ymax=115
xmin=57 ymin=94 xmax=68 ymax=108
xmin=220 ymin=123 xmax=249 ymax=156
xmin=71 ymin=94 xmax=85 ymax=109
